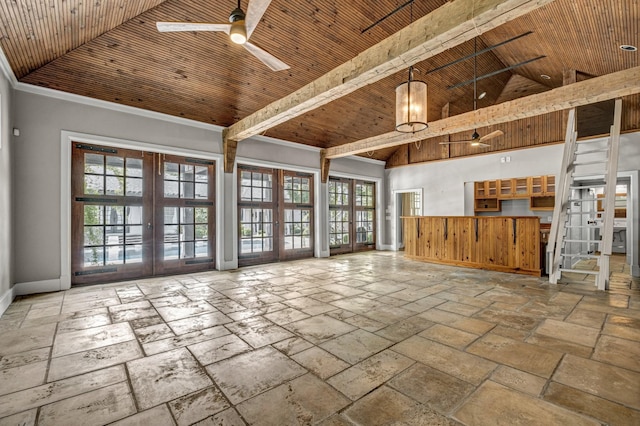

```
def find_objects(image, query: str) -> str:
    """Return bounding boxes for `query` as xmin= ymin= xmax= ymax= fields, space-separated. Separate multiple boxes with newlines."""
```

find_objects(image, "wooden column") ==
xmin=320 ymin=150 xmax=331 ymax=183
xmin=441 ymin=102 xmax=451 ymax=159
xmin=562 ymin=69 xmax=577 ymax=135
xmin=222 ymin=128 xmax=238 ymax=173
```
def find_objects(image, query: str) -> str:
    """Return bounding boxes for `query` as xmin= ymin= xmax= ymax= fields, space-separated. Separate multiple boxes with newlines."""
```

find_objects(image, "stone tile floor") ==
xmin=0 ymin=252 xmax=639 ymax=425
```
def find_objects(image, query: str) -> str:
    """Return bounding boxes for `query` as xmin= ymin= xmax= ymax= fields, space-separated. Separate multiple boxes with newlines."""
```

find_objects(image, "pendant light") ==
xmin=395 ymin=3 xmax=427 ymax=133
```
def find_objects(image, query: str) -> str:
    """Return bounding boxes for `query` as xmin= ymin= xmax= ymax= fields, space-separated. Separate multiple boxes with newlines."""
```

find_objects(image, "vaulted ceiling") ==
xmin=0 ymin=0 xmax=638 ymax=164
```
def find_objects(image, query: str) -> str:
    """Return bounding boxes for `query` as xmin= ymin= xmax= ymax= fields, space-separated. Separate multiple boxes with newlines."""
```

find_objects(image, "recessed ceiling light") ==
xmin=540 ymin=74 xmax=551 ymax=80
xmin=620 ymin=44 xmax=638 ymax=52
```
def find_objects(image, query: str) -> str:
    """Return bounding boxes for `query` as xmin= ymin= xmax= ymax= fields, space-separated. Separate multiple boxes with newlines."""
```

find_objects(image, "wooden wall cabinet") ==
xmin=475 ymin=180 xmax=497 ymax=198
xmin=474 ymin=175 xmax=556 ymax=212
xmin=402 ymin=216 xmax=541 ymax=276
xmin=499 ymin=178 xmax=530 ymax=199
xmin=529 ymin=175 xmax=555 ymax=196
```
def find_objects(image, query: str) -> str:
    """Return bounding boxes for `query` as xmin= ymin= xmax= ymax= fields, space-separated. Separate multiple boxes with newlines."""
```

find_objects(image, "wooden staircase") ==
xmin=548 ymin=99 xmax=622 ymax=290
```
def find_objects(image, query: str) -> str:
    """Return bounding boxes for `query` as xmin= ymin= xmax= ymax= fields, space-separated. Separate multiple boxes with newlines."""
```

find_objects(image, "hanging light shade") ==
xmin=395 ymin=66 xmax=428 ymax=133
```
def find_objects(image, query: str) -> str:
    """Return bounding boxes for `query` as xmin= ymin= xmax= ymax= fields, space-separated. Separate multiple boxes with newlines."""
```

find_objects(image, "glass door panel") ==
xmin=154 ymin=155 xmax=215 ymax=275
xmin=71 ymin=144 xmax=153 ymax=284
xmin=238 ymin=166 xmax=278 ymax=266
xmin=280 ymin=171 xmax=313 ymax=260
xmin=354 ymin=180 xmax=376 ymax=251
xmin=329 ymin=177 xmax=376 ymax=255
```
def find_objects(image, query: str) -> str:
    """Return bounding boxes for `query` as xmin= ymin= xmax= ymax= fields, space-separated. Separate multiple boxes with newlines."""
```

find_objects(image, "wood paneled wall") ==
xmin=402 ymin=216 xmax=541 ymax=276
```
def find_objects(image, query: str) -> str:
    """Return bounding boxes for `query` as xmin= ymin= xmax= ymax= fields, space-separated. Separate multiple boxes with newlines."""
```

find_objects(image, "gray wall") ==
xmin=0 ymin=71 xmax=13 ymax=308
xmin=11 ymin=88 xmax=385 ymax=288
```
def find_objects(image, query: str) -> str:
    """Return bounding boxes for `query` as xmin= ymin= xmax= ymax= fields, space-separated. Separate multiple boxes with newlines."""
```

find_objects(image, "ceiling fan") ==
xmin=156 ymin=0 xmax=290 ymax=72
xmin=440 ymin=38 xmax=504 ymax=148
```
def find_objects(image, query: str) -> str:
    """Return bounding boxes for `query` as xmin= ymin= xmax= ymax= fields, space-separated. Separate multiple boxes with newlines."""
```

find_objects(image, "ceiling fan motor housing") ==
xmin=229 ymin=7 xmax=246 ymax=23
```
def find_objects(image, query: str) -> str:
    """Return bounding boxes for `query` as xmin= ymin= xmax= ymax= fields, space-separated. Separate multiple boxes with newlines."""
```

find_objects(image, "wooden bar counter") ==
xmin=401 ymin=216 xmax=541 ymax=276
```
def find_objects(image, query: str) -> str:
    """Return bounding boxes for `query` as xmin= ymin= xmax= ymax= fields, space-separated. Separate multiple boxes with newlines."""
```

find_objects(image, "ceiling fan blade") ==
xmin=243 ymin=41 xmax=290 ymax=71
xmin=156 ymin=22 xmax=231 ymax=33
xmin=245 ymin=0 xmax=272 ymax=39
xmin=479 ymin=129 xmax=504 ymax=142
xmin=473 ymin=142 xmax=491 ymax=148
xmin=438 ymin=140 xmax=490 ymax=147
xmin=439 ymin=140 xmax=474 ymax=145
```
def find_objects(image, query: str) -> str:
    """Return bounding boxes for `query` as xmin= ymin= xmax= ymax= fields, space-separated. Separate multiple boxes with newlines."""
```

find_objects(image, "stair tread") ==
xmin=564 ymin=239 xmax=602 ymax=243
xmin=560 ymin=254 xmax=600 ymax=258
xmin=560 ymin=268 xmax=599 ymax=275
xmin=576 ymin=149 xmax=609 ymax=155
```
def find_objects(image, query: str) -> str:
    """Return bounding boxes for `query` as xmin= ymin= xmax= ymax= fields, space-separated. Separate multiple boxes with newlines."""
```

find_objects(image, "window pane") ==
xmin=84 ymin=247 xmax=104 ymax=266
xmin=195 ymin=183 xmax=208 ymax=199
xmin=106 ymin=156 xmax=124 ymax=176
xmin=106 ymin=176 xmax=124 ymax=196
xmin=125 ymin=226 xmax=142 ymax=244
xmin=106 ymin=246 xmax=124 ymax=265
xmin=164 ymin=225 xmax=179 ymax=242
xmin=126 ymin=177 xmax=143 ymax=197
xmin=164 ymin=243 xmax=179 ymax=260
xmin=195 ymin=225 xmax=208 ymax=240
xmin=84 ymin=226 xmax=103 ymax=246
xmin=106 ymin=206 xmax=124 ymax=225
xmin=85 ymin=154 xmax=104 ymax=174
xmin=181 ymin=208 xmax=194 ymax=223
xmin=164 ymin=207 xmax=179 ymax=224
xmin=164 ymin=162 xmax=179 ymax=180
xmin=84 ymin=175 xmax=104 ymax=195
xmin=195 ymin=241 xmax=208 ymax=257
xmin=84 ymin=205 xmax=104 ymax=225
xmin=180 ymin=164 xmax=194 ymax=181
xmin=181 ymin=242 xmax=195 ymax=258
xmin=105 ymin=226 xmax=124 ymax=245
xmin=195 ymin=166 xmax=208 ymax=182
xmin=164 ymin=181 xmax=179 ymax=198
xmin=195 ymin=208 xmax=208 ymax=223
xmin=126 ymin=158 xmax=143 ymax=177
xmin=181 ymin=182 xmax=195 ymax=199
xmin=125 ymin=206 xmax=143 ymax=225
xmin=125 ymin=245 xmax=143 ymax=264
xmin=180 ymin=225 xmax=194 ymax=242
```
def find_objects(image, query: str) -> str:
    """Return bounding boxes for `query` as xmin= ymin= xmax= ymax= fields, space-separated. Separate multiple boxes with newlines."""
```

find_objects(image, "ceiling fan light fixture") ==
xmin=471 ymin=130 xmax=480 ymax=140
xmin=229 ymin=20 xmax=247 ymax=44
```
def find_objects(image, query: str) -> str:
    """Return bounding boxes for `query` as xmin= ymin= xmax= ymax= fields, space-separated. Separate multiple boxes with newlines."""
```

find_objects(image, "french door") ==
xmin=237 ymin=165 xmax=314 ymax=267
xmin=71 ymin=143 xmax=215 ymax=285
xmin=329 ymin=177 xmax=376 ymax=255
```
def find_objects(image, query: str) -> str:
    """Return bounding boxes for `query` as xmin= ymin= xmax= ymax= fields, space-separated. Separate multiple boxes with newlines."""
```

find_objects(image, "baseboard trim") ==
xmin=378 ymin=244 xmax=394 ymax=251
xmin=0 ymin=286 xmax=15 ymax=316
xmin=13 ymin=278 xmax=62 ymax=297
xmin=218 ymin=260 xmax=239 ymax=271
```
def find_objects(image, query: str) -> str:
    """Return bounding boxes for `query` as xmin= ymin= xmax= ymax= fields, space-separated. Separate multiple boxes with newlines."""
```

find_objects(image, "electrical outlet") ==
xmin=500 ymin=157 xmax=506 ymax=163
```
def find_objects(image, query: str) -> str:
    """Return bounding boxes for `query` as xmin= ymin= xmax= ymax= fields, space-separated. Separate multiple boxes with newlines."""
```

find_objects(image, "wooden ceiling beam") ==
xmin=224 ymin=0 xmax=556 ymax=144
xmin=324 ymin=66 xmax=640 ymax=159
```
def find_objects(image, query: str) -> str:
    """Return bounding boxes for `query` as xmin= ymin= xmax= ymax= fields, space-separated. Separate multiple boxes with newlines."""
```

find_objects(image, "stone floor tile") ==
xmin=592 ymin=335 xmax=640 ymax=372
xmin=0 ymin=408 xmax=37 ymax=426
xmin=48 ymin=340 xmax=143 ymax=382
xmin=57 ymin=313 xmax=111 ymax=334
xmin=467 ymin=333 xmax=562 ymax=378
xmin=418 ymin=309 xmax=495 ymax=335
xmin=437 ymin=301 xmax=483 ymax=317
xmin=317 ymin=414 xmax=353 ymax=426
xmin=320 ymin=329 xmax=393 ymax=364
xmin=292 ymin=347 xmax=350 ymax=379
xmin=285 ymin=315 xmax=357 ymax=345
xmin=343 ymin=315 xmax=386 ymax=332
xmin=154 ymin=300 xmax=217 ymax=322
xmin=206 ymin=346 xmax=306 ymax=404
xmin=272 ymin=336 xmax=314 ymax=356
xmin=127 ymin=347 xmax=212 ymax=410
xmin=330 ymin=296 xmax=383 ymax=315
xmin=237 ymin=373 xmax=350 ymax=425
xmin=375 ymin=316 xmax=434 ymax=342
xmin=602 ymin=322 xmax=640 ymax=342
xmin=24 ymin=305 xmax=61 ymax=321
xmin=189 ymin=334 xmax=252 ymax=365
xmin=320 ymin=284 xmax=365 ymax=297
xmin=0 ymin=347 xmax=49 ymax=370
xmin=0 ymin=365 xmax=126 ymax=418
xmin=418 ymin=324 xmax=479 ymax=349
xmin=392 ymin=336 xmax=496 ymax=385
xmin=129 ymin=315 xmax=165 ymax=329
xmin=108 ymin=301 xmax=159 ymax=323
xmin=168 ymin=386 xmax=230 ymax=426
xmin=310 ymin=291 xmax=345 ymax=303
xmin=552 ymin=354 xmax=640 ymax=410
xmin=284 ymin=297 xmax=336 ymax=316
xmin=134 ymin=323 xmax=175 ymax=343
xmin=192 ymin=408 xmax=246 ymax=426
xmin=607 ymin=314 xmax=640 ymax=328
xmin=472 ymin=308 xmax=540 ymax=331
xmin=225 ymin=316 xmax=294 ymax=348
xmin=454 ymin=381 xmax=599 ymax=425
xmin=544 ymin=381 xmax=640 ymax=426
xmin=360 ymin=281 xmax=407 ymax=295
xmin=402 ymin=295 xmax=447 ymax=313
xmin=167 ymin=311 xmax=232 ymax=335
xmin=142 ymin=325 xmax=230 ymax=355
xmin=490 ymin=365 xmax=547 ymax=397
xmin=524 ymin=334 xmax=593 ymax=358
xmin=61 ymin=297 xmax=120 ymax=314
xmin=37 ymin=382 xmax=135 ymax=426
xmin=343 ymin=386 xmax=455 ymax=426
xmin=0 ymin=361 xmax=47 ymax=396
xmin=0 ymin=323 xmax=56 ymax=356
xmin=263 ymin=307 xmax=310 ymax=325
xmin=534 ymin=318 xmax=599 ymax=347
xmin=388 ymin=363 xmax=475 ymax=414
xmin=565 ymin=308 xmax=607 ymax=329
xmin=361 ymin=305 xmax=416 ymax=325
xmin=110 ymin=404 xmax=176 ymax=426
xmin=52 ymin=322 xmax=135 ymax=357
xmin=326 ymin=350 xmax=414 ymax=400
xmin=489 ymin=325 xmax=529 ymax=341
xmin=149 ymin=294 xmax=190 ymax=308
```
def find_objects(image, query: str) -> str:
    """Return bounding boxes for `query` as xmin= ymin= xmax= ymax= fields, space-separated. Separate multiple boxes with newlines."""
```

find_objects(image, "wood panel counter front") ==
xmin=401 ymin=216 xmax=541 ymax=276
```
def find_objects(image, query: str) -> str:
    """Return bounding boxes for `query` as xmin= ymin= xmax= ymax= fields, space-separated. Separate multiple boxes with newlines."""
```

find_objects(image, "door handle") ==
xmin=147 ymin=222 xmax=153 ymax=230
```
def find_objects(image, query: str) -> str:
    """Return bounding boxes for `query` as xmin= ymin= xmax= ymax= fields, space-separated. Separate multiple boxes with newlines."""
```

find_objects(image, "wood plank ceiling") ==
xmin=0 ymin=0 xmax=638 ymax=164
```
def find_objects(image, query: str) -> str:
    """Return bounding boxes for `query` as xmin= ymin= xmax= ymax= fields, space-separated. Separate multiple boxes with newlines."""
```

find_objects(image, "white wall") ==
xmin=11 ymin=88 xmax=385 ymax=294
xmin=0 ymin=70 xmax=13 ymax=314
